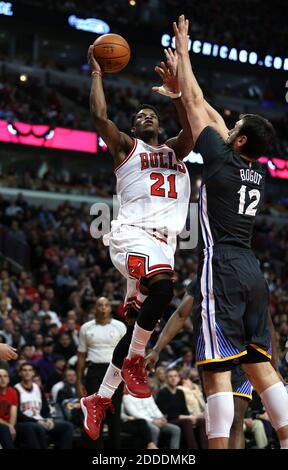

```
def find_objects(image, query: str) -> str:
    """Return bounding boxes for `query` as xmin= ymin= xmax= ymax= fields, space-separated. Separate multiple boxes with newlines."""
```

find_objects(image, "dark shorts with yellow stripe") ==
xmin=231 ymin=365 xmax=252 ymax=400
xmin=193 ymin=246 xmax=272 ymax=371
xmin=198 ymin=364 xmax=252 ymax=401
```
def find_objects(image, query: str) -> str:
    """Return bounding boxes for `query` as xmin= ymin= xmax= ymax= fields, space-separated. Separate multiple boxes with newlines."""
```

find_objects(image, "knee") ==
xmin=206 ymin=392 xmax=234 ymax=439
xmin=149 ymin=279 xmax=174 ymax=305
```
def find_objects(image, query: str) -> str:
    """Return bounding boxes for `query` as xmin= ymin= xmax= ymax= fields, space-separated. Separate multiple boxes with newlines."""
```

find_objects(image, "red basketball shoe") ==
xmin=80 ymin=394 xmax=114 ymax=440
xmin=121 ymin=355 xmax=151 ymax=398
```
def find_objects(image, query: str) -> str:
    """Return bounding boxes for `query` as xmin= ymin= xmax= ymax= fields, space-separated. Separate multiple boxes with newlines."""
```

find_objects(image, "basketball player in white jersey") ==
xmin=80 ymin=46 xmax=193 ymax=441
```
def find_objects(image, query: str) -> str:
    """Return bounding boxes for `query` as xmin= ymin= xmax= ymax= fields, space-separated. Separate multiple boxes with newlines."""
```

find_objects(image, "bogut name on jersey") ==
xmin=140 ymin=151 xmax=186 ymax=173
xmin=240 ymin=168 xmax=263 ymax=185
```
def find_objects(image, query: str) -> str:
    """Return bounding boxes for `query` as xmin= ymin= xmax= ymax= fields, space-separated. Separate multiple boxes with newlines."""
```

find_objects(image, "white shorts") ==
xmin=105 ymin=225 xmax=175 ymax=316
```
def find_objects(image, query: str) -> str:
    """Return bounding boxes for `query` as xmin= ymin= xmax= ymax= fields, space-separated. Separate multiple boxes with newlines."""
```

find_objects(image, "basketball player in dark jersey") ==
xmin=145 ymin=280 xmax=282 ymax=448
xmin=173 ymin=15 xmax=288 ymax=449
xmin=145 ymin=280 xmax=251 ymax=448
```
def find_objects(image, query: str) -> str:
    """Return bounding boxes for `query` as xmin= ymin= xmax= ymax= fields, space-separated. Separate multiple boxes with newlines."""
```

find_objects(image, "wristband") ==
xmin=156 ymin=85 xmax=182 ymax=99
xmin=91 ymin=70 xmax=102 ymax=77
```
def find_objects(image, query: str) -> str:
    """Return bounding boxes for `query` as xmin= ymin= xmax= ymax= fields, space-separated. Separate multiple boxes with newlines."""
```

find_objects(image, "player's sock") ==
xmin=112 ymin=325 xmax=134 ymax=368
xmin=127 ymin=322 xmax=152 ymax=359
xmin=97 ymin=363 xmax=122 ymax=399
xmin=260 ymin=382 xmax=288 ymax=439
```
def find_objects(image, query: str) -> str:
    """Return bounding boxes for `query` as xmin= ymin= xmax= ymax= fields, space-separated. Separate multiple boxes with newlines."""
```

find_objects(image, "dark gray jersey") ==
xmin=195 ymin=126 xmax=266 ymax=251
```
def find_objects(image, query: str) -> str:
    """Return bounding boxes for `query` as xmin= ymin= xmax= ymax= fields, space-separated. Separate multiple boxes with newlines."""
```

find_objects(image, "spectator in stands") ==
xmin=149 ymin=366 xmax=166 ymax=397
xmin=45 ymin=356 xmax=66 ymax=392
xmin=44 ymin=288 xmax=61 ymax=314
xmin=243 ymin=416 xmax=268 ymax=448
xmin=39 ymin=299 xmax=62 ymax=328
xmin=32 ymin=333 xmax=43 ymax=360
xmin=56 ymin=368 xmax=77 ymax=403
xmin=0 ymin=368 xmax=18 ymax=448
xmin=22 ymin=302 xmax=40 ymax=329
xmin=10 ymin=220 xmax=26 ymax=244
xmin=121 ymin=402 xmax=158 ymax=449
xmin=11 ymin=331 xmax=26 ymax=351
xmin=177 ymin=377 xmax=206 ymax=418
xmin=61 ymin=317 xmax=80 ymax=346
xmin=35 ymin=338 xmax=58 ymax=385
xmin=54 ymin=332 xmax=77 ymax=361
xmin=19 ymin=344 xmax=35 ymax=362
xmin=156 ymin=369 xmax=207 ymax=449
xmin=122 ymin=389 xmax=181 ymax=449
xmin=0 ymin=367 xmax=51 ymax=449
xmin=56 ymin=265 xmax=77 ymax=292
xmin=0 ymin=319 xmax=15 ymax=345
xmin=167 ymin=347 xmax=194 ymax=378
xmin=9 ymin=308 xmax=23 ymax=331
xmin=48 ymin=323 xmax=61 ymax=342
xmin=25 ymin=318 xmax=41 ymax=345
xmin=22 ymin=277 xmax=39 ymax=303
xmin=15 ymin=362 xmax=74 ymax=448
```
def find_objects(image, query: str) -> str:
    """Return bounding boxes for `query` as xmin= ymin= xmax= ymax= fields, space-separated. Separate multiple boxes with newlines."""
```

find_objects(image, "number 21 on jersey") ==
xmin=150 ymin=172 xmax=178 ymax=199
xmin=238 ymin=185 xmax=260 ymax=216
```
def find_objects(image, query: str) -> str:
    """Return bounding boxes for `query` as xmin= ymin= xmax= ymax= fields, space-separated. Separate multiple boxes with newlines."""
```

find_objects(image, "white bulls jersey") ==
xmin=15 ymin=383 xmax=43 ymax=420
xmin=112 ymin=138 xmax=190 ymax=245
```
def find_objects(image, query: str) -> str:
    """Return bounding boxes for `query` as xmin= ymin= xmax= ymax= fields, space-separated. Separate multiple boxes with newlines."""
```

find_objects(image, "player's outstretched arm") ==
xmin=88 ymin=45 xmax=133 ymax=166
xmin=153 ymin=48 xmax=194 ymax=160
xmin=174 ymin=15 xmax=228 ymax=142
xmin=145 ymin=293 xmax=193 ymax=367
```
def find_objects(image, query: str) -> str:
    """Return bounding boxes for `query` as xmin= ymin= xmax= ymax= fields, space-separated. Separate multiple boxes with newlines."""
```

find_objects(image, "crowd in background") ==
xmin=1 ymin=74 xmax=288 ymax=159
xmin=0 ymin=193 xmax=287 ymax=448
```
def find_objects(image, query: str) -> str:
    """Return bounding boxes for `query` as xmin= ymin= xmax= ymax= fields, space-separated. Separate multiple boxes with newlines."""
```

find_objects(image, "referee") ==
xmin=77 ymin=297 xmax=126 ymax=448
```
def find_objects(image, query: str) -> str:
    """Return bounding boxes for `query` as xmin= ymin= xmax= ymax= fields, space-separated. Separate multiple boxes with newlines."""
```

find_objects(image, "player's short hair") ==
xmin=131 ymin=104 xmax=160 ymax=127
xmin=237 ymin=114 xmax=275 ymax=159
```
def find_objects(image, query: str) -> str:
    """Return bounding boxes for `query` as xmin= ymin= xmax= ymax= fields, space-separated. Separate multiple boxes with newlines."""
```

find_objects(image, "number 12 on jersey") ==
xmin=150 ymin=172 xmax=177 ymax=199
xmin=238 ymin=185 xmax=260 ymax=216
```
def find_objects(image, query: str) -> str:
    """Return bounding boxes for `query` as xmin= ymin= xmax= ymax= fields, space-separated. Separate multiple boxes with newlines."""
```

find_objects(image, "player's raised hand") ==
xmin=173 ymin=14 xmax=189 ymax=55
xmin=145 ymin=349 xmax=159 ymax=368
xmin=164 ymin=47 xmax=178 ymax=76
xmin=87 ymin=45 xmax=102 ymax=73
xmin=0 ymin=344 xmax=18 ymax=361
xmin=152 ymin=51 xmax=180 ymax=98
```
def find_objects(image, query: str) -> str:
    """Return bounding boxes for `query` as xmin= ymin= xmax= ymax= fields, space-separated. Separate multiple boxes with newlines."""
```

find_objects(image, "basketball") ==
xmin=93 ymin=33 xmax=131 ymax=73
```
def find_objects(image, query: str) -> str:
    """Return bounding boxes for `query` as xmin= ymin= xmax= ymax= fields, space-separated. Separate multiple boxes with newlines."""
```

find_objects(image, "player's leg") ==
xmin=194 ymin=249 xmax=249 ymax=449
xmin=127 ymin=272 xmax=173 ymax=359
xmin=242 ymin=360 xmax=288 ymax=448
xmin=242 ymin=265 xmax=288 ymax=449
xmin=229 ymin=365 xmax=252 ymax=448
xmin=229 ymin=396 xmax=249 ymax=449
xmin=202 ymin=368 xmax=234 ymax=449
xmin=122 ymin=272 xmax=174 ymax=397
